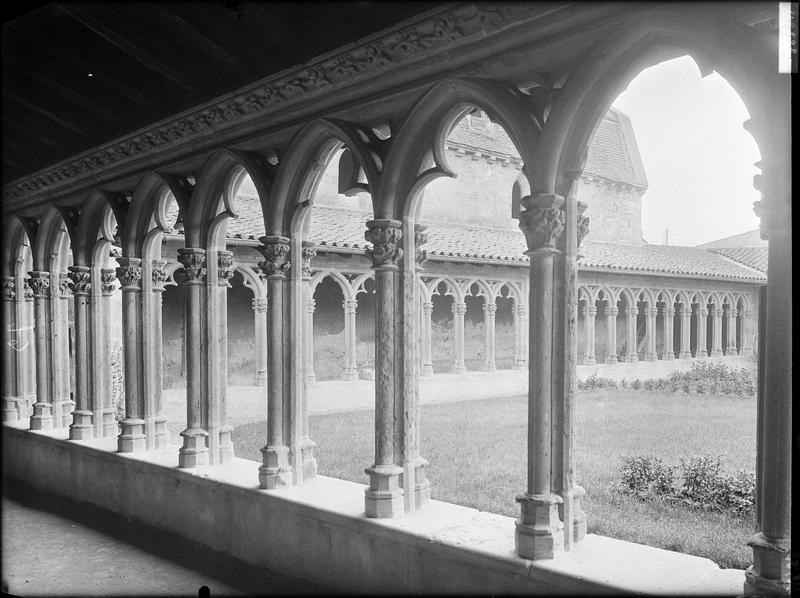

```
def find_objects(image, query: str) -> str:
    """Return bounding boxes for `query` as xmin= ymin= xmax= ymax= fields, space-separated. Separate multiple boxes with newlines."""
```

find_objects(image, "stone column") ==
xmin=176 ymin=248 xmax=209 ymax=467
xmin=52 ymin=273 xmax=73 ymax=427
xmin=115 ymin=258 xmax=145 ymax=453
xmin=420 ymin=301 xmax=434 ymax=376
xmin=67 ymin=266 xmax=93 ymax=439
xmin=515 ymin=194 xmax=565 ymax=559
xmin=678 ymin=305 xmax=692 ymax=359
xmin=98 ymin=269 xmax=118 ymax=436
xmin=745 ymin=162 xmax=791 ymax=594
xmin=209 ymin=250 xmax=235 ymax=464
xmin=27 ymin=272 xmax=53 ymax=429
xmin=149 ymin=261 xmax=170 ymax=447
xmin=2 ymin=277 xmax=17 ymax=421
xmin=17 ymin=283 xmax=36 ymax=418
xmin=253 ymin=297 xmax=269 ymax=385
xmin=725 ymin=308 xmax=738 ymax=355
xmin=741 ymin=310 xmax=753 ymax=356
xmin=2 ymin=276 xmax=20 ymax=422
xmin=644 ymin=306 xmax=658 ymax=362
xmin=343 ymin=299 xmax=359 ymax=381
xmin=452 ymin=302 xmax=467 ymax=374
xmin=300 ymin=243 xmax=317 ymax=479
xmin=257 ymin=237 xmax=292 ymax=488
xmin=484 ymin=302 xmax=497 ymax=371
xmin=696 ymin=307 xmax=709 ymax=358
xmin=363 ymin=219 xmax=404 ymax=518
xmin=604 ymin=306 xmax=618 ymax=364
xmin=662 ymin=307 xmax=675 ymax=360
xmin=513 ymin=303 xmax=528 ymax=369
xmin=624 ymin=306 xmax=638 ymax=363
xmin=580 ymin=304 xmax=596 ymax=365
xmin=710 ymin=307 xmax=724 ymax=357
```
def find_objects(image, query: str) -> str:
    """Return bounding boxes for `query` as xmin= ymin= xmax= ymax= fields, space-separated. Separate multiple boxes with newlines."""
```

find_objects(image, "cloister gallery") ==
xmin=2 ymin=3 xmax=790 ymax=595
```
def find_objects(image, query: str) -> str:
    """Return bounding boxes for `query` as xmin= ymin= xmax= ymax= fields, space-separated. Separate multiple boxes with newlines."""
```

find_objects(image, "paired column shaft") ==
xmin=116 ymin=258 xmax=145 ymax=452
xmin=452 ymin=302 xmax=466 ymax=374
xmin=420 ymin=301 xmax=434 ymax=376
xmin=605 ymin=306 xmax=618 ymax=364
xmin=1 ymin=278 xmax=17 ymax=421
xmin=67 ymin=266 xmax=93 ymax=440
xmin=581 ymin=304 xmax=596 ymax=365
xmin=696 ymin=308 xmax=708 ymax=358
xmin=662 ymin=307 xmax=675 ymax=360
xmin=343 ymin=299 xmax=359 ymax=381
xmin=253 ymin=297 xmax=269 ymax=386
xmin=27 ymin=272 xmax=53 ymax=429
xmin=624 ymin=306 xmax=638 ymax=362
xmin=710 ymin=308 xmax=724 ymax=357
xmin=484 ymin=302 xmax=497 ymax=371
xmin=678 ymin=306 xmax=692 ymax=359
xmin=644 ymin=306 xmax=657 ymax=361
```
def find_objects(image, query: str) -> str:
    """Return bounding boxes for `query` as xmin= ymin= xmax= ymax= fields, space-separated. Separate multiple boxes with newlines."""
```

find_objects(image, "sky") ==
xmin=611 ymin=55 xmax=762 ymax=246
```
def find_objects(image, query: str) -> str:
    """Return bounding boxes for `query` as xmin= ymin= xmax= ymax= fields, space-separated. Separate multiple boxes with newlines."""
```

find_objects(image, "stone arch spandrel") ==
xmin=538 ymin=8 xmax=777 ymax=196
xmin=126 ymin=171 xmax=193 ymax=258
xmin=378 ymin=78 xmax=541 ymax=221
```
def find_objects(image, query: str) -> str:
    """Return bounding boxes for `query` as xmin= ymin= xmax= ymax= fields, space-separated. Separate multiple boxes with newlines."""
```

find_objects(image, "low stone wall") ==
xmin=3 ymin=424 xmax=743 ymax=595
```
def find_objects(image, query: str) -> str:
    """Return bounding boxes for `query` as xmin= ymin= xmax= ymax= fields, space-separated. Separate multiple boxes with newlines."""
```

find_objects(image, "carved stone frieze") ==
xmin=217 ymin=251 xmax=235 ymax=287
xmin=115 ymin=258 xmax=143 ymax=290
xmin=518 ymin=194 xmax=565 ymax=253
xmin=365 ymin=219 xmax=403 ymax=268
xmin=26 ymin=272 xmax=50 ymax=298
xmin=301 ymin=243 xmax=317 ymax=279
xmin=177 ymin=248 xmax=206 ymax=283
xmin=67 ymin=266 xmax=92 ymax=295
xmin=1 ymin=277 xmax=15 ymax=300
xmin=257 ymin=236 xmax=291 ymax=278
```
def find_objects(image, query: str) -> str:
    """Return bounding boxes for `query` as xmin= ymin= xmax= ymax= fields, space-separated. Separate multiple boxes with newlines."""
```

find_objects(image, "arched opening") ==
xmin=312 ymin=275 xmax=347 ymax=381
xmin=494 ymin=284 xmax=516 ymax=370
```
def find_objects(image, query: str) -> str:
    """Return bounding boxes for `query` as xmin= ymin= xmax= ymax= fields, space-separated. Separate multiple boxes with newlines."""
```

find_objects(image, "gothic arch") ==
xmin=125 ymin=171 xmax=192 ymax=258
xmin=33 ymin=207 xmax=72 ymax=273
xmin=538 ymin=7 xmax=778 ymax=197
xmin=378 ymin=78 xmax=541 ymax=221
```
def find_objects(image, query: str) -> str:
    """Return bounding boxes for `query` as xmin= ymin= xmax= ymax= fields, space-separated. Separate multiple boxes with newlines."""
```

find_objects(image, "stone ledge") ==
xmin=2 ymin=424 xmax=743 ymax=595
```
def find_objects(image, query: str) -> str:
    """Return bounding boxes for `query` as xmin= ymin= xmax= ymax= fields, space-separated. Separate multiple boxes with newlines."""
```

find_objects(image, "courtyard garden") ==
xmin=232 ymin=368 xmax=757 ymax=570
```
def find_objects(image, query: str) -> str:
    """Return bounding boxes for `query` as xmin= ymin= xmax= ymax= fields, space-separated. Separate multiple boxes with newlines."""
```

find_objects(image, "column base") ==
xmin=178 ymin=428 xmax=209 ymax=468
xmin=678 ymin=351 xmax=692 ymax=360
xmin=711 ymin=350 xmax=724 ymax=357
xmin=301 ymin=439 xmax=318 ymax=480
xmin=513 ymin=359 xmax=528 ymax=370
xmin=571 ymin=485 xmax=587 ymax=544
xmin=605 ymin=355 xmax=618 ymax=365
xmin=29 ymin=402 xmax=53 ymax=430
xmin=515 ymin=492 xmax=564 ymax=560
xmin=413 ymin=457 xmax=431 ymax=510
xmin=255 ymin=370 xmax=267 ymax=387
xmin=645 ymin=353 xmax=657 ymax=362
xmin=342 ymin=370 xmax=359 ymax=382
xmin=454 ymin=364 xmax=467 ymax=375
xmin=625 ymin=355 xmax=638 ymax=363
xmin=697 ymin=351 xmax=708 ymax=359
xmin=365 ymin=464 xmax=404 ymax=518
xmin=154 ymin=417 xmax=170 ymax=448
xmin=581 ymin=357 xmax=596 ymax=366
xmin=2 ymin=397 xmax=18 ymax=422
xmin=421 ymin=364 xmax=434 ymax=377
xmin=218 ymin=425 xmax=234 ymax=464
xmin=259 ymin=445 xmax=293 ymax=489
xmin=52 ymin=399 xmax=75 ymax=428
xmin=743 ymin=532 xmax=791 ymax=596
xmin=118 ymin=418 xmax=146 ymax=452
xmin=102 ymin=409 xmax=118 ymax=438
xmin=68 ymin=410 xmax=94 ymax=440
xmin=485 ymin=363 xmax=497 ymax=372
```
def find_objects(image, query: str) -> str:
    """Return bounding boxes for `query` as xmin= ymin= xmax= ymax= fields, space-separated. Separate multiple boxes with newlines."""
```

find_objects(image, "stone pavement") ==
xmin=1 ymin=485 xmax=327 ymax=596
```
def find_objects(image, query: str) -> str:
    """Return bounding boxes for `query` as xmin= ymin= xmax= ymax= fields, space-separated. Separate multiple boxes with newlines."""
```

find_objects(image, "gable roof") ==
xmin=697 ymin=229 xmax=766 ymax=248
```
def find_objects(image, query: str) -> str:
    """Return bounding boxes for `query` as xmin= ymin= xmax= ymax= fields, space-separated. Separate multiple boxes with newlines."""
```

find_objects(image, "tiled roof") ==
xmin=446 ymin=109 xmax=648 ymax=189
xmin=707 ymin=248 xmax=768 ymax=274
xmin=218 ymin=198 xmax=764 ymax=282
xmin=697 ymin=229 xmax=766 ymax=248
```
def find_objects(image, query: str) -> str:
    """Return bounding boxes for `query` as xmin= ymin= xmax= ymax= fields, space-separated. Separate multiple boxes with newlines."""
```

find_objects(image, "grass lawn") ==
xmin=232 ymin=389 xmax=756 ymax=569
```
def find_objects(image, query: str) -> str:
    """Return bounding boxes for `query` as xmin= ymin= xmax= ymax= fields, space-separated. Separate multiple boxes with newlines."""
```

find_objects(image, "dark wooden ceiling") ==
xmin=1 ymin=1 xmax=441 ymax=183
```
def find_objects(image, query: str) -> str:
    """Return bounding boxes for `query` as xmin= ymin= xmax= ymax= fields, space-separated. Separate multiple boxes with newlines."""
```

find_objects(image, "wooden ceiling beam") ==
xmin=1 ymin=115 xmax=70 ymax=153
xmin=56 ymin=3 xmax=195 ymax=91
xmin=2 ymin=89 xmax=91 ymax=138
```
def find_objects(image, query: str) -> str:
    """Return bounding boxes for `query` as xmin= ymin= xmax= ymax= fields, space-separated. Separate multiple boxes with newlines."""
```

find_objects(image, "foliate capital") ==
xmin=26 ymin=271 xmax=50 ymax=298
xmin=252 ymin=297 xmax=267 ymax=313
xmin=115 ymin=257 xmax=143 ymax=290
xmin=58 ymin=273 xmax=71 ymax=297
xmin=301 ymin=243 xmax=317 ymax=279
xmin=177 ymin=248 xmax=206 ymax=284
xmin=344 ymin=299 xmax=359 ymax=314
xmin=576 ymin=201 xmax=590 ymax=248
xmin=100 ymin=268 xmax=117 ymax=294
xmin=666 ymin=307 xmax=675 ymax=317
xmin=414 ymin=224 xmax=429 ymax=267
xmin=484 ymin=302 xmax=497 ymax=316
xmin=257 ymin=236 xmax=291 ymax=278
xmin=605 ymin=306 xmax=618 ymax=317
xmin=217 ymin=251 xmax=235 ymax=287
xmin=625 ymin=306 xmax=638 ymax=317
xmin=1 ymin=277 xmax=15 ymax=300
xmin=422 ymin=301 xmax=434 ymax=315
xmin=365 ymin=219 xmax=403 ymax=268
xmin=151 ymin=260 xmax=168 ymax=291
xmin=67 ymin=266 xmax=92 ymax=295
xmin=518 ymin=194 xmax=565 ymax=254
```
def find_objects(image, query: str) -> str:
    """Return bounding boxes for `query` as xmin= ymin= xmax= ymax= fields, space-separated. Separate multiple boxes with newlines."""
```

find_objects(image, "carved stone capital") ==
xmin=301 ymin=243 xmax=317 ymax=279
xmin=58 ymin=273 xmax=71 ymax=297
xmin=177 ymin=248 xmax=206 ymax=284
xmin=26 ymin=271 xmax=50 ymax=298
xmin=582 ymin=304 xmax=597 ymax=318
xmin=745 ymin=310 xmax=752 ymax=319
xmin=217 ymin=250 xmax=235 ymax=287
xmin=516 ymin=304 xmax=527 ymax=316
xmin=1 ymin=277 xmax=15 ymax=300
xmin=484 ymin=302 xmax=497 ymax=316
xmin=452 ymin=302 xmax=466 ymax=316
xmin=605 ymin=306 xmax=619 ymax=317
xmin=151 ymin=260 xmax=168 ymax=291
xmin=257 ymin=236 xmax=291 ymax=278
xmin=422 ymin=301 xmax=434 ymax=316
xmin=365 ymin=219 xmax=403 ymax=268
xmin=252 ymin=297 xmax=267 ymax=313
xmin=625 ymin=306 xmax=638 ymax=317
xmin=100 ymin=268 xmax=117 ymax=295
xmin=67 ymin=266 xmax=92 ymax=295
xmin=518 ymin=194 xmax=565 ymax=254
xmin=730 ymin=309 xmax=738 ymax=318
xmin=306 ymin=298 xmax=316 ymax=314
xmin=344 ymin=299 xmax=359 ymax=314
xmin=414 ymin=224 xmax=429 ymax=267
xmin=115 ymin=257 xmax=143 ymax=290
xmin=665 ymin=307 xmax=676 ymax=318
xmin=699 ymin=308 xmax=709 ymax=318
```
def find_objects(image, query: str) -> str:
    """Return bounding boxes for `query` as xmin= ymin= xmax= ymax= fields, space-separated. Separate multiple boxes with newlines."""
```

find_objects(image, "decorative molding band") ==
xmin=2 ymin=3 xmax=557 ymax=205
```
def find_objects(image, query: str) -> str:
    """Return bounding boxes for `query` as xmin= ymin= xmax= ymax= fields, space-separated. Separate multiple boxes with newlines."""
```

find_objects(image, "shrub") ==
xmin=618 ymin=453 xmax=755 ymax=516
xmin=577 ymin=373 xmax=618 ymax=391
xmin=621 ymin=362 xmax=756 ymax=398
